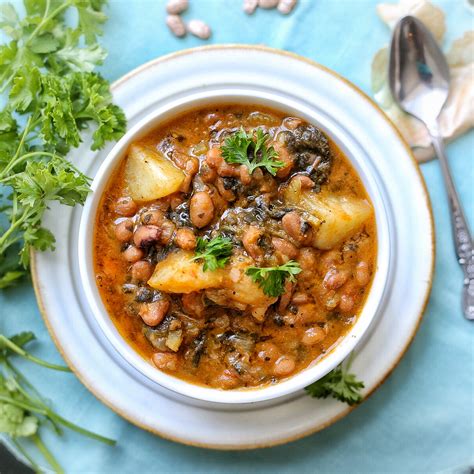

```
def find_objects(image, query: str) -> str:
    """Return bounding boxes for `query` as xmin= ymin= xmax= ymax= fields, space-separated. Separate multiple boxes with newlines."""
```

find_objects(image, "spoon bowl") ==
xmin=389 ymin=15 xmax=450 ymax=127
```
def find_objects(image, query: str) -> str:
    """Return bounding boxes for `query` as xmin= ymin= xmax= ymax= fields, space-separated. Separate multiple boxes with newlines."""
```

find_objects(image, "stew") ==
xmin=93 ymin=105 xmax=376 ymax=389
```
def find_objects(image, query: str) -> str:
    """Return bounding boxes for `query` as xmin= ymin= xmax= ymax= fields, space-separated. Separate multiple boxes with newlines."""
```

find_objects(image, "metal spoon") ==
xmin=389 ymin=15 xmax=473 ymax=320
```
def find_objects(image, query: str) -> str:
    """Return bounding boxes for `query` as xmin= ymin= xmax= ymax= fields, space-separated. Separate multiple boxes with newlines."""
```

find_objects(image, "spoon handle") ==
xmin=430 ymin=131 xmax=474 ymax=320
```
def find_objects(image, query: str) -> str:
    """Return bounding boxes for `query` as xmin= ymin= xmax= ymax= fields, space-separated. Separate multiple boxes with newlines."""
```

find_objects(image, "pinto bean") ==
xmin=215 ymin=369 xmax=239 ymax=389
xmin=139 ymin=300 xmax=170 ymax=326
xmin=259 ymin=0 xmax=279 ymax=8
xmin=242 ymin=226 xmax=264 ymax=259
xmin=273 ymin=142 xmax=294 ymax=178
xmin=291 ymin=292 xmax=312 ymax=305
xmin=166 ymin=0 xmax=188 ymax=15
xmin=200 ymin=161 xmax=217 ymax=183
xmin=159 ymin=220 xmax=176 ymax=245
xmin=141 ymin=209 xmax=165 ymax=226
xmin=298 ymin=247 xmax=317 ymax=271
xmin=294 ymin=304 xmax=314 ymax=324
xmin=169 ymin=193 xmax=184 ymax=210
xmin=182 ymin=292 xmax=205 ymax=318
xmin=323 ymin=268 xmax=349 ymax=290
xmin=131 ymin=260 xmax=154 ymax=282
xmin=185 ymin=157 xmax=199 ymax=175
xmin=278 ymin=281 xmax=294 ymax=312
xmin=114 ymin=197 xmax=137 ymax=216
xmin=152 ymin=352 xmax=178 ymax=371
xmin=339 ymin=294 xmax=355 ymax=313
xmin=243 ymin=0 xmax=258 ymax=14
xmin=115 ymin=219 xmax=133 ymax=242
xmin=302 ymin=326 xmax=326 ymax=345
xmin=282 ymin=211 xmax=313 ymax=245
xmin=256 ymin=342 xmax=280 ymax=364
xmin=320 ymin=250 xmax=341 ymax=268
xmin=278 ymin=0 xmax=298 ymax=15
xmin=272 ymin=237 xmax=299 ymax=260
xmin=123 ymin=245 xmax=144 ymax=263
xmin=290 ymin=174 xmax=314 ymax=190
xmin=190 ymin=191 xmax=214 ymax=228
xmin=217 ymin=161 xmax=239 ymax=178
xmin=187 ymin=19 xmax=211 ymax=40
xmin=133 ymin=225 xmax=161 ymax=248
xmin=166 ymin=14 xmax=186 ymax=37
xmin=175 ymin=228 xmax=196 ymax=250
xmin=273 ymin=355 xmax=296 ymax=376
xmin=355 ymin=261 xmax=370 ymax=286
xmin=206 ymin=147 xmax=223 ymax=168
xmin=325 ymin=290 xmax=340 ymax=310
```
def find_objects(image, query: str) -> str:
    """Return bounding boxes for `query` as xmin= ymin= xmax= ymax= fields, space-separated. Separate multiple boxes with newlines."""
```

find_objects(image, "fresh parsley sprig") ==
xmin=192 ymin=235 xmax=233 ymax=271
xmin=245 ymin=260 xmax=302 ymax=297
xmin=0 ymin=0 xmax=126 ymax=288
xmin=221 ymin=127 xmax=284 ymax=176
xmin=305 ymin=354 xmax=364 ymax=406
xmin=0 ymin=332 xmax=115 ymax=473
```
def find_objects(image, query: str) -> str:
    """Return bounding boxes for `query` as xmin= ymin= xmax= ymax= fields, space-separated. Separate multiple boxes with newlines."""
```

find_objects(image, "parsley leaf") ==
xmin=245 ymin=260 xmax=302 ymax=297
xmin=221 ymin=127 xmax=284 ymax=176
xmin=305 ymin=355 xmax=364 ymax=406
xmin=192 ymin=235 xmax=233 ymax=271
xmin=0 ymin=0 xmax=126 ymax=287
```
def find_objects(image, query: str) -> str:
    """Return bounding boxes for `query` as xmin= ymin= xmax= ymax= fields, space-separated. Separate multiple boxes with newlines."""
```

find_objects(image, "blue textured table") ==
xmin=1 ymin=1 xmax=473 ymax=472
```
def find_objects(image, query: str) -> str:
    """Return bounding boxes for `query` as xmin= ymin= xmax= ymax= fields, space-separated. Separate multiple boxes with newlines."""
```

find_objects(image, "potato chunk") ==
xmin=284 ymin=180 xmax=373 ymax=250
xmin=205 ymin=256 xmax=277 ymax=320
xmin=125 ymin=144 xmax=185 ymax=202
xmin=148 ymin=251 xmax=224 ymax=293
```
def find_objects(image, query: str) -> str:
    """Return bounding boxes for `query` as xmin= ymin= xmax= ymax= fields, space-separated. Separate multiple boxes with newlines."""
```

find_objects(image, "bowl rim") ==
xmin=77 ymin=86 xmax=393 ymax=405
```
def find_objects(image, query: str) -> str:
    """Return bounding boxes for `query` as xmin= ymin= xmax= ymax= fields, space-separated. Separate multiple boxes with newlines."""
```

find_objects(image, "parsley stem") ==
xmin=0 ymin=394 xmax=116 ymax=446
xmin=32 ymin=433 xmax=64 ymax=474
xmin=3 ymin=362 xmax=63 ymax=435
xmin=49 ymin=413 xmax=116 ymax=446
xmin=0 ymin=208 xmax=31 ymax=252
xmin=0 ymin=72 xmax=14 ymax=94
xmin=0 ymin=336 xmax=70 ymax=371
xmin=26 ymin=0 xmax=71 ymax=47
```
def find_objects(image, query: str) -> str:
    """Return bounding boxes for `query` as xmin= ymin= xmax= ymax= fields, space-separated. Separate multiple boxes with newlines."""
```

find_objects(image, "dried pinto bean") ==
xmin=190 ymin=191 xmax=214 ymax=228
xmin=166 ymin=0 xmax=188 ymax=14
xmin=166 ymin=14 xmax=186 ymax=37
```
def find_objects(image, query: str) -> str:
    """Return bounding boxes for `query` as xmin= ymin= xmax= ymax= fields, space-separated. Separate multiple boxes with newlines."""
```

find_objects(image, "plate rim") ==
xmin=30 ymin=44 xmax=436 ymax=450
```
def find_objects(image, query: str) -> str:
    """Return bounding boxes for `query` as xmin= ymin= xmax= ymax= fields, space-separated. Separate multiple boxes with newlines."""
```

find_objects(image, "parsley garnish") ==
xmin=0 ymin=0 xmax=126 ymax=288
xmin=221 ymin=127 xmax=284 ymax=176
xmin=0 ymin=332 xmax=115 ymax=472
xmin=305 ymin=354 xmax=364 ymax=406
xmin=192 ymin=235 xmax=233 ymax=271
xmin=245 ymin=260 xmax=302 ymax=297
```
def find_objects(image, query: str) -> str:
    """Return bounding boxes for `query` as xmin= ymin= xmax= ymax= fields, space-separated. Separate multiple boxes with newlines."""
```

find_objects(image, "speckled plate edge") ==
xmin=30 ymin=45 xmax=436 ymax=450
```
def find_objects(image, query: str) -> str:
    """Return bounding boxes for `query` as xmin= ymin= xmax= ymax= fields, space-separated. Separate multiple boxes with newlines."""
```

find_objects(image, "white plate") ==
xmin=32 ymin=45 xmax=435 ymax=449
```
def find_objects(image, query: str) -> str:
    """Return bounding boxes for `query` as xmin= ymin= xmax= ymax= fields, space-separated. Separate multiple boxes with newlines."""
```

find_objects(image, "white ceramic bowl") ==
xmin=78 ymin=89 xmax=392 ymax=406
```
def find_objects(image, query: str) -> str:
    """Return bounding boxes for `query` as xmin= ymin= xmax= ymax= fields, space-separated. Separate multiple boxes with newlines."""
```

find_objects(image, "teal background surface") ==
xmin=1 ymin=0 xmax=473 ymax=472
